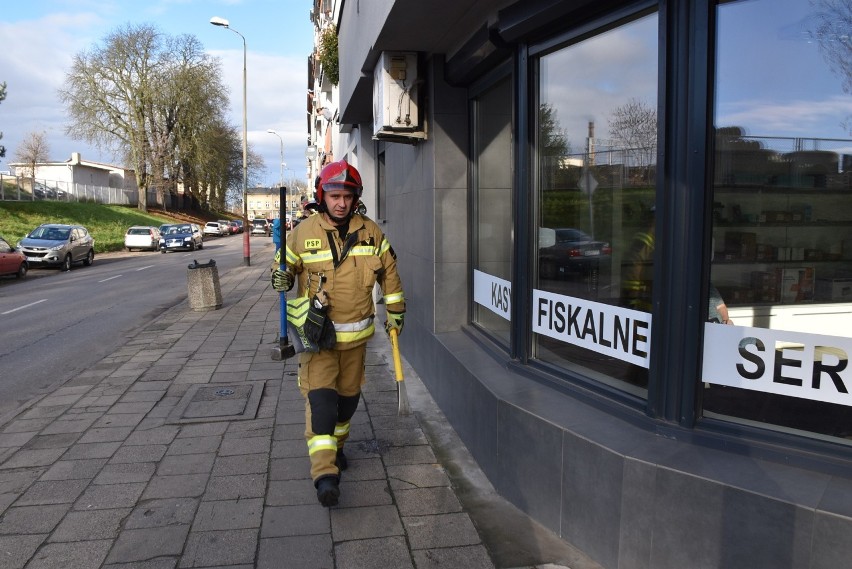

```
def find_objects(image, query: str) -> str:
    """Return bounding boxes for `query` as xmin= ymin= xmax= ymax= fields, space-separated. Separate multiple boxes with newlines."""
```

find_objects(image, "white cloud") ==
xmin=717 ymin=95 xmax=852 ymax=137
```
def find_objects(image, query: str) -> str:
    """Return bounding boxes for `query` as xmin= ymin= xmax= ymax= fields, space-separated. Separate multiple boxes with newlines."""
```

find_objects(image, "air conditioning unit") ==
xmin=373 ymin=52 xmax=421 ymax=137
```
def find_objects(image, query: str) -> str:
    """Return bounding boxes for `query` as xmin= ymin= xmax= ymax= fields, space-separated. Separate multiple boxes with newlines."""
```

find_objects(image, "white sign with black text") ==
xmin=473 ymin=270 xmax=511 ymax=321
xmin=703 ymin=323 xmax=852 ymax=406
xmin=532 ymin=289 xmax=652 ymax=368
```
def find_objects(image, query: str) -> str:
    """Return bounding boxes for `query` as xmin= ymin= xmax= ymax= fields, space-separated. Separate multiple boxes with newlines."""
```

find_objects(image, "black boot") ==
xmin=335 ymin=449 xmax=348 ymax=471
xmin=315 ymin=475 xmax=340 ymax=507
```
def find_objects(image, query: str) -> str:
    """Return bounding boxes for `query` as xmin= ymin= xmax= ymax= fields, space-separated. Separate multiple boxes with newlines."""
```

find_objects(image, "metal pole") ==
xmin=240 ymin=33 xmax=250 ymax=266
xmin=211 ymin=17 xmax=250 ymax=266
xmin=267 ymin=130 xmax=284 ymax=187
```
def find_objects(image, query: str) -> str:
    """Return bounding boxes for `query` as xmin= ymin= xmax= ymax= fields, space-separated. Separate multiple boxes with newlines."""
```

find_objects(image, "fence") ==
xmin=0 ymin=174 xmax=162 ymax=207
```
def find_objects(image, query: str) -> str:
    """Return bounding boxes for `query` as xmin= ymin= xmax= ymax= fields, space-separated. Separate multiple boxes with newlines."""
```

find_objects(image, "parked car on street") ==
xmin=539 ymin=227 xmax=612 ymax=280
xmin=0 ymin=235 xmax=27 ymax=279
xmin=250 ymin=218 xmax=271 ymax=236
xmin=231 ymin=220 xmax=244 ymax=233
xmin=17 ymin=224 xmax=95 ymax=271
xmin=159 ymin=223 xmax=204 ymax=252
xmin=217 ymin=220 xmax=234 ymax=236
xmin=124 ymin=226 xmax=161 ymax=251
xmin=203 ymin=221 xmax=228 ymax=237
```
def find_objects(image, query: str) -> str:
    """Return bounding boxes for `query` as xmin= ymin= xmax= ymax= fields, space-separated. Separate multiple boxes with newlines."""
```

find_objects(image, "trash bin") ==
xmin=186 ymin=259 xmax=222 ymax=311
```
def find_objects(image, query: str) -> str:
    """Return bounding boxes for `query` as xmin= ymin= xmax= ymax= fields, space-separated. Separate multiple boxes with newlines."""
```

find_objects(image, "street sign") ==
xmin=578 ymin=169 xmax=598 ymax=195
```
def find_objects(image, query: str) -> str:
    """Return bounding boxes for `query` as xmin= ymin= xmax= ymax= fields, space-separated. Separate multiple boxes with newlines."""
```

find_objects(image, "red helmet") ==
xmin=316 ymin=160 xmax=362 ymax=203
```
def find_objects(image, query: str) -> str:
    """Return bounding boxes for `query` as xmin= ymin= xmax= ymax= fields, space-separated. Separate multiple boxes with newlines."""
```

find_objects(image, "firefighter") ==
xmin=270 ymin=159 xmax=405 ymax=507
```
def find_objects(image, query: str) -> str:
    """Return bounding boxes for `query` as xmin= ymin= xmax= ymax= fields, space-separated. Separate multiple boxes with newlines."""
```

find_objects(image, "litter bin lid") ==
xmin=188 ymin=259 xmax=216 ymax=269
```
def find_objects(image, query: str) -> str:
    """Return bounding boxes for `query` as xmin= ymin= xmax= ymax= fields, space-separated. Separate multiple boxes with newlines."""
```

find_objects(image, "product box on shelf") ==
xmin=815 ymin=278 xmax=852 ymax=301
xmin=761 ymin=210 xmax=791 ymax=223
xmin=755 ymin=243 xmax=776 ymax=261
xmin=775 ymin=266 xmax=815 ymax=303
xmin=724 ymin=231 xmax=757 ymax=261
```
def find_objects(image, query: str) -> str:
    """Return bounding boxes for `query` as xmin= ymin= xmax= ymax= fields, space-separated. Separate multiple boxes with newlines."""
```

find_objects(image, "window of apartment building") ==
xmin=532 ymin=11 xmax=658 ymax=396
xmin=471 ymin=74 xmax=513 ymax=345
xmin=701 ymin=0 xmax=852 ymax=442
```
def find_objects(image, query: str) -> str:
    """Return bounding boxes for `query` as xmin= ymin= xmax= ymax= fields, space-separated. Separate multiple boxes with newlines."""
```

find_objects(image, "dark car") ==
xmin=17 ymin=224 xmax=95 ymax=271
xmin=32 ymin=182 xmax=66 ymax=200
xmin=0 ymin=235 xmax=27 ymax=279
xmin=539 ymin=227 xmax=611 ymax=280
xmin=159 ymin=223 xmax=204 ymax=253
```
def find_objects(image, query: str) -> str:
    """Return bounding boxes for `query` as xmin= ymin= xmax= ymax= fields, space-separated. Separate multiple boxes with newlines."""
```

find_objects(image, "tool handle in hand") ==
xmin=390 ymin=328 xmax=404 ymax=382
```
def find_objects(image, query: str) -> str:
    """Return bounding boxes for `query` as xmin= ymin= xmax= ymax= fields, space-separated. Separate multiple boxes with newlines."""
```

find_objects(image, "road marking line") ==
xmin=2 ymin=298 xmax=48 ymax=315
xmin=98 ymin=275 xmax=122 ymax=282
xmin=135 ymin=265 xmax=155 ymax=271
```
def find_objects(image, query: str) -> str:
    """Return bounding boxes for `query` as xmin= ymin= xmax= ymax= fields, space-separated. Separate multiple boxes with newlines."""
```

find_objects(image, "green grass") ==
xmin=0 ymin=201 xmax=222 ymax=253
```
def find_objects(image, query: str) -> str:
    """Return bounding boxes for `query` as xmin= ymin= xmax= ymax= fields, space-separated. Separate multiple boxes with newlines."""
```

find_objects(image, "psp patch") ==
xmin=304 ymin=238 xmax=322 ymax=250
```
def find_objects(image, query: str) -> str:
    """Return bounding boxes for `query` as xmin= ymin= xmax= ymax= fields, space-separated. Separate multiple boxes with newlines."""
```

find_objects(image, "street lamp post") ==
xmin=210 ymin=16 xmax=251 ymax=266
xmin=266 ymin=130 xmax=285 ymax=188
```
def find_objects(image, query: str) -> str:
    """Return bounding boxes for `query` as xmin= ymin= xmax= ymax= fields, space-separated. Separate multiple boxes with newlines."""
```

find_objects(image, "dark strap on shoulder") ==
xmin=325 ymin=229 xmax=361 ymax=268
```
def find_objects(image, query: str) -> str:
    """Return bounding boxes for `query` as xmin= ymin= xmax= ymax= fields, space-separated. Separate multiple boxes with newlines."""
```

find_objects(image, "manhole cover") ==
xmin=166 ymin=381 xmax=265 ymax=424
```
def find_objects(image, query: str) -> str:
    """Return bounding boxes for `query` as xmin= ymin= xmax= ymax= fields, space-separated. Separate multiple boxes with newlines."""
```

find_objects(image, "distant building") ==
xmin=9 ymin=152 xmax=138 ymax=192
xmin=245 ymin=187 xmax=303 ymax=220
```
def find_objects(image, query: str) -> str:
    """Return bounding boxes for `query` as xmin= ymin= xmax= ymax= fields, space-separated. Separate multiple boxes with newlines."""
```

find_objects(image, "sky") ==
xmin=541 ymin=0 xmax=851 ymax=156
xmin=0 ymin=0 xmax=314 ymax=187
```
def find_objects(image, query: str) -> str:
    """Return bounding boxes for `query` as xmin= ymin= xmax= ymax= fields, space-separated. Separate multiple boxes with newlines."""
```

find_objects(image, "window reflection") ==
xmin=703 ymin=0 xmax=852 ymax=440
xmin=534 ymin=12 xmax=658 ymax=395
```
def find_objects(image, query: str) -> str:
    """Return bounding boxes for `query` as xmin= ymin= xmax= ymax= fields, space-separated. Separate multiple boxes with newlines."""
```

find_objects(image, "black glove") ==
xmin=271 ymin=268 xmax=294 ymax=292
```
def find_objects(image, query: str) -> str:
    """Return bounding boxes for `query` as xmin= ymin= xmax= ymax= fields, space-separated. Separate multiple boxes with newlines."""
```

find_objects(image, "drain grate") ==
xmin=167 ymin=381 xmax=265 ymax=424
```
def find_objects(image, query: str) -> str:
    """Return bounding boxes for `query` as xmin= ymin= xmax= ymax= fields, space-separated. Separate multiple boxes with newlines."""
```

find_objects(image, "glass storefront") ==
xmin=472 ymin=76 xmax=513 ymax=344
xmin=702 ymin=0 xmax=852 ymax=441
xmin=533 ymin=12 xmax=659 ymax=395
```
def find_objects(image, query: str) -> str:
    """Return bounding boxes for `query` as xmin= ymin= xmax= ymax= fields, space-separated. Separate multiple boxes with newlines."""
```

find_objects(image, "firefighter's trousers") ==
xmin=297 ymin=344 xmax=366 ymax=481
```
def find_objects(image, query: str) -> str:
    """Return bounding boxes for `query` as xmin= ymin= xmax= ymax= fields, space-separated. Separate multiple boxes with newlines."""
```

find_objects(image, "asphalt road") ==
xmin=0 ymin=232 xmax=275 ymax=419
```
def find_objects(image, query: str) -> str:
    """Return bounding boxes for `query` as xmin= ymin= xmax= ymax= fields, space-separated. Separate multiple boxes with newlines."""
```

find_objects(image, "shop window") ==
xmin=532 ymin=12 xmax=659 ymax=396
xmin=702 ymin=0 xmax=852 ymax=441
xmin=472 ymin=76 xmax=513 ymax=344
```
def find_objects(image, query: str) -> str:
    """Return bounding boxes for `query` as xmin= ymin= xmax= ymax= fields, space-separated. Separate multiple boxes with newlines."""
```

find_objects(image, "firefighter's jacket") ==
xmin=273 ymin=212 xmax=405 ymax=350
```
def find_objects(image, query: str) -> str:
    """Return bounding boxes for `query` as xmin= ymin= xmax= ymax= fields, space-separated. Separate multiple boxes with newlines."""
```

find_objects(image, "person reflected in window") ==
xmin=708 ymin=284 xmax=734 ymax=325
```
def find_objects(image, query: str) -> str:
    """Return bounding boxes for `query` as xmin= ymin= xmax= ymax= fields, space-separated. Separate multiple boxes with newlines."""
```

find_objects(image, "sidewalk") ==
xmin=0 ymin=245 xmax=595 ymax=569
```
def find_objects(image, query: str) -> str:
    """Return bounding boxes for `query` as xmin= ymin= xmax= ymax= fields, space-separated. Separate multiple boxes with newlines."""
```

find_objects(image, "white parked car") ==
xmin=203 ymin=221 xmax=228 ymax=237
xmin=124 ymin=226 xmax=161 ymax=251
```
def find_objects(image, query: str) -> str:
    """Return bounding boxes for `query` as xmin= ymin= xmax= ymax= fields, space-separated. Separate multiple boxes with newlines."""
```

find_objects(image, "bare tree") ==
xmin=809 ymin=0 xmax=852 ymax=133
xmin=608 ymin=98 xmax=658 ymax=182
xmin=13 ymin=131 xmax=51 ymax=181
xmin=60 ymin=24 xmax=165 ymax=210
xmin=59 ymin=23 xmax=244 ymax=212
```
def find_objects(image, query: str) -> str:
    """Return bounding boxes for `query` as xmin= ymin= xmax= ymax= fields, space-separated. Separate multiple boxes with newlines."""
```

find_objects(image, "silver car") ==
xmin=17 ymin=224 xmax=95 ymax=271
